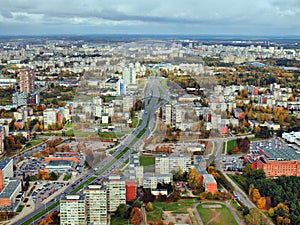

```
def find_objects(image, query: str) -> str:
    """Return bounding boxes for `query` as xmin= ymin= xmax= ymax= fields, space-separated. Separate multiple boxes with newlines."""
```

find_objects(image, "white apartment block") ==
xmin=43 ymin=108 xmax=57 ymax=128
xmin=155 ymin=154 xmax=192 ymax=174
xmin=83 ymin=185 xmax=107 ymax=225
xmin=60 ymin=194 xmax=86 ymax=225
xmin=107 ymin=175 xmax=126 ymax=212
xmin=0 ymin=158 xmax=13 ymax=191
xmin=143 ymin=173 xmax=173 ymax=189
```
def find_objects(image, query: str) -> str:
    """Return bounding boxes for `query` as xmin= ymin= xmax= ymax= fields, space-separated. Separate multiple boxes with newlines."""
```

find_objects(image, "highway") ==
xmin=15 ymin=75 xmax=167 ymax=225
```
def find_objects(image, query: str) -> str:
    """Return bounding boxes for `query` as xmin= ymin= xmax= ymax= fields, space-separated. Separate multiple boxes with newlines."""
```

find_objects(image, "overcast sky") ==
xmin=0 ymin=0 xmax=299 ymax=36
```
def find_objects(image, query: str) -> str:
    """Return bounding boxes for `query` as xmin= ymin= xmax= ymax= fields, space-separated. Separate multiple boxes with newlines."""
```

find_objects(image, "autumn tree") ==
xmin=257 ymin=197 xmax=267 ymax=210
xmin=187 ymin=167 xmax=199 ymax=189
xmin=145 ymin=202 xmax=153 ymax=212
xmin=251 ymin=188 xmax=261 ymax=203
xmin=130 ymin=207 xmax=143 ymax=225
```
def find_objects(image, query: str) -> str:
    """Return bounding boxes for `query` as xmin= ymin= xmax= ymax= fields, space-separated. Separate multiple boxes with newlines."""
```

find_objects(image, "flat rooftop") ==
xmin=0 ymin=178 xmax=21 ymax=199
xmin=0 ymin=158 xmax=12 ymax=170
xmin=202 ymin=174 xmax=217 ymax=184
xmin=251 ymin=139 xmax=300 ymax=161
xmin=47 ymin=160 xmax=73 ymax=166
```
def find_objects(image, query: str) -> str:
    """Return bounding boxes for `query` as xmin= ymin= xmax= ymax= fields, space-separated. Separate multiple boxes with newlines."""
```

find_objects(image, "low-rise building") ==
xmin=201 ymin=174 xmax=217 ymax=194
xmin=0 ymin=178 xmax=21 ymax=207
xmin=0 ymin=158 xmax=13 ymax=191
xmin=256 ymin=158 xmax=300 ymax=177
xmin=45 ymin=160 xmax=73 ymax=172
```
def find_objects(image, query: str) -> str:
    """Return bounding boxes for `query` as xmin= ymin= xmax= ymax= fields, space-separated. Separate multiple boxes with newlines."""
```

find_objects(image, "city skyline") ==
xmin=0 ymin=0 xmax=300 ymax=36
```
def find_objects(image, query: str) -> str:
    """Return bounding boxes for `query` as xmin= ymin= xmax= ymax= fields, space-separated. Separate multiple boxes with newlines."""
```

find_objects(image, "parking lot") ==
xmin=32 ymin=181 xmax=67 ymax=208
xmin=221 ymin=155 xmax=244 ymax=172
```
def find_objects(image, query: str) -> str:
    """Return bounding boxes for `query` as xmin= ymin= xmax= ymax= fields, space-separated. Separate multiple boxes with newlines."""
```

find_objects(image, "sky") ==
xmin=0 ymin=0 xmax=299 ymax=36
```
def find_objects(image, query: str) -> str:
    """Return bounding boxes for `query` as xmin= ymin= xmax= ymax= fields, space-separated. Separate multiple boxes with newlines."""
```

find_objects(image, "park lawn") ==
xmin=227 ymin=140 xmax=237 ymax=152
xmin=197 ymin=203 xmax=238 ymax=225
xmin=132 ymin=116 xmax=142 ymax=128
xmin=139 ymin=156 xmax=155 ymax=166
xmin=110 ymin=216 xmax=129 ymax=225
xmin=23 ymin=138 xmax=46 ymax=150
xmin=63 ymin=122 xmax=73 ymax=129
xmin=147 ymin=199 xmax=199 ymax=222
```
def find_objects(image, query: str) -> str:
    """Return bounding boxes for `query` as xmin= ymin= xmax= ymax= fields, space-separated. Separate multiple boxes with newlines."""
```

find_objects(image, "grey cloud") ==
xmin=1 ymin=11 xmax=13 ymax=18
xmin=0 ymin=0 xmax=299 ymax=35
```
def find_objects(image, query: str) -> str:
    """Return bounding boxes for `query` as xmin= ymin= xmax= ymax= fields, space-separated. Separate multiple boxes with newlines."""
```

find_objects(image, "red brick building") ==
xmin=125 ymin=181 xmax=136 ymax=202
xmin=256 ymin=159 xmax=300 ymax=177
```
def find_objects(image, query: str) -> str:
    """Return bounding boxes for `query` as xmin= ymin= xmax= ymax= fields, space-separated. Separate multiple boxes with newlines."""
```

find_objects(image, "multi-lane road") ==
xmin=15 ymin=75 xmax=166 ymax=225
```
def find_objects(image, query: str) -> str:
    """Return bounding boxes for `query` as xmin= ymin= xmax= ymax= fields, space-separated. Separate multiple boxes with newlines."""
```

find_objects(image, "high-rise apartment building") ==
xmin=123 ymin=65 xmax=136 ymax=86
xmin=19 ymin=69 xmax=34 ymax=93
xmin=43 ymin=108 xmax=57 ymax=128
xmin=107 ymin=175 xmax=126 ymax=212
xmin=60 ymin=194 xmax=86 ymax=225
xmin=83 ymin=185 xmax=108 ymax=225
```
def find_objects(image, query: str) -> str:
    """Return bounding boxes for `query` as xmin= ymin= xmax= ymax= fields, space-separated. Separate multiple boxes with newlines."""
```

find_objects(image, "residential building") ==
xmin=200 ymin=174 xmax=217 ymax=194
xmin=12 ymin=92 xmax=28 ymax=107
xmin=0 ymin=158 xmax=13 ymax=191
xmin=125 ymin=181 xmax=136 ymax=202
xmin=19 ymin=69 xmax=34 ymax=93
xmin=143 ymin=173 xmax=173 ymax=189
xmin=60 ymin=194 xmax=86 ymax=225
xmin=0 ymin=178 xmax=21 ymax=207
xmin=0 ymin=127 xmax=4 ymax=154
xmin=123 ymin=65 xmax=136 ymax=86
xmin=155 ymin=154 xmax=192 ymax=174
xmin=107 ymin=175 xmax=126 ymax=212
xmin=83 ymin=185 xmax=108 ymax=225
xmin=43 ymin=108 xmax=57 ymax=128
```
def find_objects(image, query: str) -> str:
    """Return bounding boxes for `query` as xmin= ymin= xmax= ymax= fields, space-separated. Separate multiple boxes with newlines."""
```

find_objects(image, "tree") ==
xmin=115 ymin=204 xmax=130 ymax=219
xmin=145 ymin=202 xmax=153 ymax=212
xmin=257 ymin=197 xmax=266 ymax=210
xmin=251 ymin=188 xmax=261 ymax=203
xmin=173 ymin=167 xmax=184 ymax=181
xmin=187 ymin=167 xmax=199 ymax=189
xmin=131 ymin=199 xmax=142 ymax=208
xmin=243 ymin=206 xmax=250 ymax=216
xmin=245 ymin=208 xmax=268 ymax=225
xmin=130 ymin=207 xmax=143 ymax=225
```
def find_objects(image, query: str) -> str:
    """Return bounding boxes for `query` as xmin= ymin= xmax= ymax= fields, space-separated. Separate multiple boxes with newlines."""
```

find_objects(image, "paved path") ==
xmin=192 ymin=203 xmax=204 ymax=225
xmin=225 ymin=201 xmax=245 ymax=225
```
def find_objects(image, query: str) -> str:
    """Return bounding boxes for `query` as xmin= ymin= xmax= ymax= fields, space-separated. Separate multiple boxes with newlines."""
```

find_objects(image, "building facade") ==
xmin=0 ymin=158 xmax=13 ymax=192
xmin=83 ymin=185 xmax=107 ymax=225
xmin=155 ymin=154 xmax=192 ymax=174
xmin=19 ymin=69 xmax=34 ymax=93
xmin=107 ymin=175 xmax=126 ymax=212
xmin=257 ymin=159 xmax=300 ymax=177
xmin=60 ymin=194 xmax=86 ymax=225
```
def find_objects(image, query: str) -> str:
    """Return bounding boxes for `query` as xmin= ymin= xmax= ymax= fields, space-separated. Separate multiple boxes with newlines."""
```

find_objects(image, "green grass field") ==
xmin=197 ymin=203 xmax=238 ymax=225
xmin=139 ymin=156 xmax=155 ymax=166
xmin=147 ymin=199 xmax=199 ymax=222
xmin=110 ymin=216 xmax=129 ymax=225
xmin=227 ymin=140 xmax=237 ymax=152
xmin=23 ymin=138 xmax=46 ymax=150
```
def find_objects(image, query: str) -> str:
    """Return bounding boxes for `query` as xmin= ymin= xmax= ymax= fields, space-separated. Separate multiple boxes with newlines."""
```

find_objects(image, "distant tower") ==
xmin=19 ymin=69 xmax=34 ymax=93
